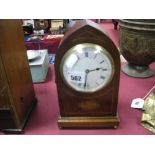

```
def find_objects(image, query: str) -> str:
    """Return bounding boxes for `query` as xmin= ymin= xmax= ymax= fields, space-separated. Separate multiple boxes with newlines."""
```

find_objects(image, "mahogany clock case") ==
xmin=55 ymin=20 xmax=120 ymax=128
xmin=0 ymin=20 xmax=37 ymax=133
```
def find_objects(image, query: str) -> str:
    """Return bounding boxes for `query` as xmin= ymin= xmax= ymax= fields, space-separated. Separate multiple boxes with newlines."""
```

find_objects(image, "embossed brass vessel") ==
xmin=119 ymin=19 xmax=155 ymax=78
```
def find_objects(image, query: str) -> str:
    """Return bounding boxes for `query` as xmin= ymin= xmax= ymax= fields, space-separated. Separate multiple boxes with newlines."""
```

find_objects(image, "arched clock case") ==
xmin=55 ymin=20 xmax=120 ymax=128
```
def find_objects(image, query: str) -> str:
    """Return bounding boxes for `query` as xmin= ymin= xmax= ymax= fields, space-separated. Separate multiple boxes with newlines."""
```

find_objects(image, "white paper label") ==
xmin=131 ymin=98 xmax=144 ymax=109
xmin=67 ymin=71 xmax=85 ymax=83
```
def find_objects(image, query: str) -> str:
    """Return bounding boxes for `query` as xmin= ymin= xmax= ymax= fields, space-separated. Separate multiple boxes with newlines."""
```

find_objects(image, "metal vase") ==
xmin=119 ymin=19 xmax=155 ymax=78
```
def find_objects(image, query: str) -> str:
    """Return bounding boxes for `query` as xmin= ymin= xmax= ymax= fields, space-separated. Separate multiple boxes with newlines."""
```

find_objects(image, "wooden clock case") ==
xmin=55 ymin=20 xmax=120 ymax=128
xmin=0 ymin=20 xmax=37 ymax=133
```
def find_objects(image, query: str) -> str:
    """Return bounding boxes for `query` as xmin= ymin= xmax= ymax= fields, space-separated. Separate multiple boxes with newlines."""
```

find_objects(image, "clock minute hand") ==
xmin=89 ymin=67 xmax=107 ymax=72
xmin=84 ymin=69 xmax=89 ymax=88
xmin=88 ymin=68 xmax=100 ymax=72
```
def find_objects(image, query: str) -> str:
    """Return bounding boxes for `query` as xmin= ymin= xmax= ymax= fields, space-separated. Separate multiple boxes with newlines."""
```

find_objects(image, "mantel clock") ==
xmin=55 ymin=20 xmax=120 ymax=128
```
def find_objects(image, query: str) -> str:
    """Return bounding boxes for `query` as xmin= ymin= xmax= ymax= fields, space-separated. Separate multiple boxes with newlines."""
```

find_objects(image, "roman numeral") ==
xmin=100 ymin=76 xmax=105 ymax=79
xmin=100 ymin=60 xmax=104 ymax=64
xmin=94 ymin=54 xmax=97 ymax=59
xmin=78 ymin=83 xmax=82 ymax=86
xmin=76 ymin=54 xmax=80 ymax=60
xmin=96 ymin=82 xmax=99 ymax=85
xmin=85 ymin=52 xmax=88 ymax=57
xmin=102 ymin=68 xmax=107 ymax=71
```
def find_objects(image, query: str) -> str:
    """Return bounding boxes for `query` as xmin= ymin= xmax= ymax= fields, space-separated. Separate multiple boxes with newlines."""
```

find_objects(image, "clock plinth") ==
xmin=58 ymin=115 xmax=120 ymax=128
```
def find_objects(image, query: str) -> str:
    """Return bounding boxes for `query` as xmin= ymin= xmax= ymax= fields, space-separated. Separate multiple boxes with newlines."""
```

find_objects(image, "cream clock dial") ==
xmin=60 ymin=43 xmax=114 ymax=92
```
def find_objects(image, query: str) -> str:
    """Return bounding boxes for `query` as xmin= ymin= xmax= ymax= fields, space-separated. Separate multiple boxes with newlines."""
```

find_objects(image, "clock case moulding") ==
xmin=55 ymin=20 xmax=120 ymax=129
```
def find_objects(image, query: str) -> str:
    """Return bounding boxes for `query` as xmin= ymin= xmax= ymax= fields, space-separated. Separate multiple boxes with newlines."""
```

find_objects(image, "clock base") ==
xmin=58 ymin=115 xmax=120 ymax=129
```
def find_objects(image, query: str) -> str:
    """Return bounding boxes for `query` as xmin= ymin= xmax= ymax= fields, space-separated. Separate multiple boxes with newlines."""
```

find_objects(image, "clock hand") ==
xmin=88 ymin=68 xmax=107 ymax=72
xmin=84 ymin=69 xmax=89 ymax=88
xmin=88 ymin=68 xmax=98 ymax=72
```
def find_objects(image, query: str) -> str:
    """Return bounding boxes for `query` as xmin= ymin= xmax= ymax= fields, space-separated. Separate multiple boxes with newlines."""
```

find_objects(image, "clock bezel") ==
xmin=60 ymin=43 xmax=115 ymax=93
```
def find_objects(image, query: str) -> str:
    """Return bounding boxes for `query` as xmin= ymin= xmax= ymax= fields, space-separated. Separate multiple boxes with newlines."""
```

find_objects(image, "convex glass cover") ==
xmin=61 ymin=43 xmax=114 ymax=92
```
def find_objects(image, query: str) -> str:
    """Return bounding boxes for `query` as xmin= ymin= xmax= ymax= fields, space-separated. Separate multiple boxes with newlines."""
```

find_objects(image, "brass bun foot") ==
xmin=122 ymin=63 xmax=155 ymax=78
xmin=114 ymin=125 xmax=118 ymax=129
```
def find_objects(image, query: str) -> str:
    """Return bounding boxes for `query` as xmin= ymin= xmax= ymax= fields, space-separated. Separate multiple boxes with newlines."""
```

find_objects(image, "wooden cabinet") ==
xmin=0 ymin=20 xmax=37 ymax=133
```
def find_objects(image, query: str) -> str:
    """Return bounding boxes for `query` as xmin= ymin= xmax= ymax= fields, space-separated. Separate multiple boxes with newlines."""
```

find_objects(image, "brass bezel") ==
xmin=60 ymin=43 xmax=115 ymax=93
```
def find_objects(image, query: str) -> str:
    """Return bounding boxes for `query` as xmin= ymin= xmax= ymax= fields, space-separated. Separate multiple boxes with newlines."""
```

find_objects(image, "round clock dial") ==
xmin=60 ymin=43 xmax=114 ymax=92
